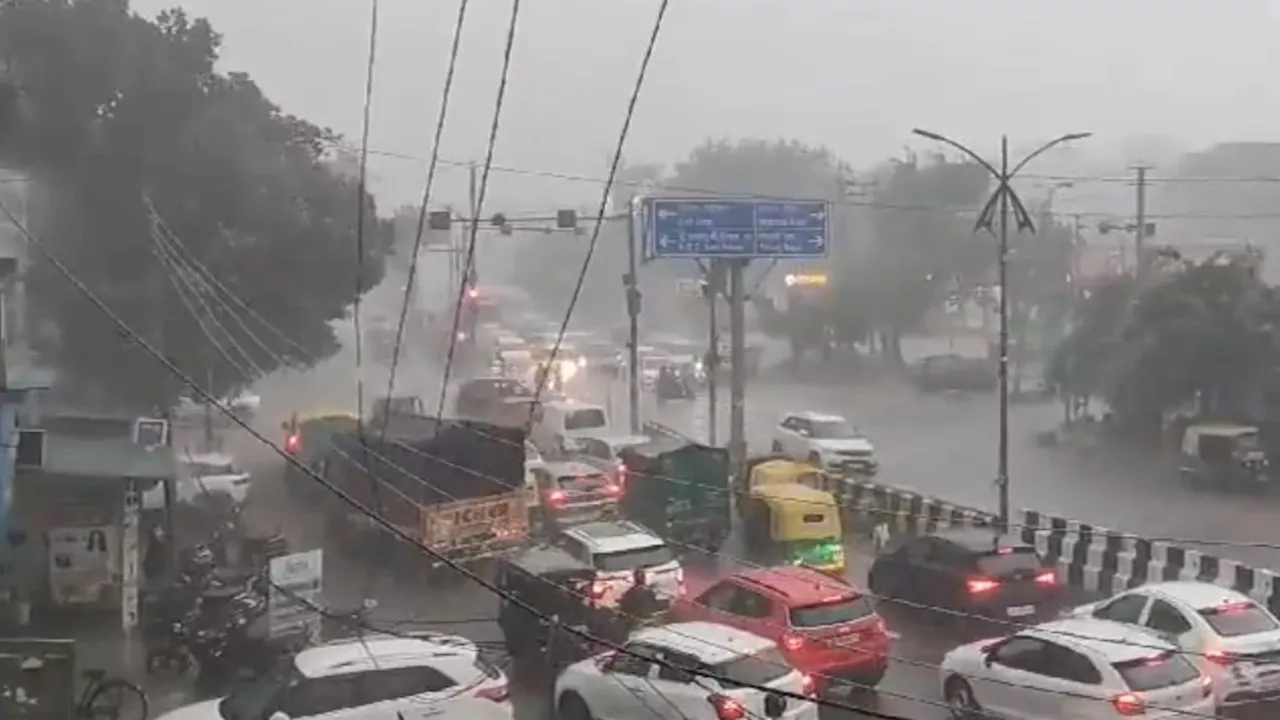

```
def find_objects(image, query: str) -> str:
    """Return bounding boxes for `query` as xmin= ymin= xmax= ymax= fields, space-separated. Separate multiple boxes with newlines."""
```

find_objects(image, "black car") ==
xmin=496 ymin=546 xmax=615 ymax=668
xmin=867 ymin=529 xmax=1061 ymax=629
xmin=914 ymin=354 xmax=997 ymax=392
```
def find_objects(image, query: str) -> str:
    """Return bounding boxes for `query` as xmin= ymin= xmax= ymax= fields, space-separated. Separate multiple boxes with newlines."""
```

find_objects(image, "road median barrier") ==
xmin=823 ymin=477 xmax=994 ymax=550
xmin=1019 ymin=509 xmax=1279 ymax=613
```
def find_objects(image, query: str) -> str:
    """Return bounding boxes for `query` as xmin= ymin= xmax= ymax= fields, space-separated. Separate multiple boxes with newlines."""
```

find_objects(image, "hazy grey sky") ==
xmin=132 ymin=0 xmax=1280 ymax=210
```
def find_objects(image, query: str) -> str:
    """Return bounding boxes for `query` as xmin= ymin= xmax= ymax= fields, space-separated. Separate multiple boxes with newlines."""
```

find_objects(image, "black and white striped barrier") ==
xmin=1019 ymin=509 xmax=1280 ymax=614
xmin=835 ymin=479 xmax=994 ymax=549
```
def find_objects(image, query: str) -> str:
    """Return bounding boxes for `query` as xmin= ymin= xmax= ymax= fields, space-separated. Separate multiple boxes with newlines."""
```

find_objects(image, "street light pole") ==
xmin=912 ymin=129 xmax=1091 ymax=532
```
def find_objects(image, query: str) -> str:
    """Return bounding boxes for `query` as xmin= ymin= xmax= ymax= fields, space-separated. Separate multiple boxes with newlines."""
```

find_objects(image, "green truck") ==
xmin=618 ymin=422 xmax=731 ymax=553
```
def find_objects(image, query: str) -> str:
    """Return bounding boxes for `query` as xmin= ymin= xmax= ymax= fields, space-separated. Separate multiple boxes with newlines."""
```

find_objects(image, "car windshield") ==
xmin=565 ymin=409 xmax=606 ymax=431
xmin=1199 ymin=602 xmax=1280 ymax=637
xmin=789 ymin=595 xmax=875 ymax=628
xmin=715 ymin=646 xmax=791 ymax=688
xmin=594 ymin=544 xmax=674 ymax=572
xmin=1114 ymin=651 xmax=1199 ymax=692
xmin=218 ymin=668 xmax=293 ymax=720
xmin=809 ymin=420 xmax=858 ymax=439
xmin=976 ymin=548 xmax=1043 ymax=577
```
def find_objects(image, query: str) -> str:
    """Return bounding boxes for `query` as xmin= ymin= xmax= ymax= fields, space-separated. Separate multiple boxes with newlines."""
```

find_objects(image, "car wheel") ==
xmin=944 ymin=677 xmax=982 ymax=719
xmin=559 ymin=692 xmax=593 ymax=720
xmin=771 ymin=440 xmax=783 ymax=453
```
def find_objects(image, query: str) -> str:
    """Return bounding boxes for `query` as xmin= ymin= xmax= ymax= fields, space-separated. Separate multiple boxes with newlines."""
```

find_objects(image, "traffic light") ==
xmin=556 ymin=209 xmax=577 ymax=229
xmin=428 ymin=210 xmax=452 ymax=231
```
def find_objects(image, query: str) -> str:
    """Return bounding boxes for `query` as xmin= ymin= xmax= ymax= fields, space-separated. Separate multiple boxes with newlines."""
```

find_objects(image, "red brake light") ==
xmin=284 ymin=434 xmax=300 ymax=453
xmin=589 ymin=582 xmax=607 ymax=600
xmin=475 ymin=684 xmax=509 ymax=703
xmin=546 ymin=489 xmax=567 ymax=506
xmin=604 ymin=483 xmax=622 ymax=497
xmin=709 ymin=694 xmax=746 ymax=720
xmin=1205 ymin=648 xmax=1237 ymax=666
xmin=967 ymin=578 xmax=1000 ymax=594
xmin=1034 ymin=570 xmax=1056 ymax=586
xmin=1111 ymin=692 xmax=1145 ymax=716
xmin=800 ymin=673 xmax=816 ymax=697
xmin=781 ymin=634 xmax=804 ymax=652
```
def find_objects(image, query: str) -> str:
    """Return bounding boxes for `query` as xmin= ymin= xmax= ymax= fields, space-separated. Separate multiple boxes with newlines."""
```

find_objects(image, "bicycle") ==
xmin=76 ymin=669 xmax=149 ymax=720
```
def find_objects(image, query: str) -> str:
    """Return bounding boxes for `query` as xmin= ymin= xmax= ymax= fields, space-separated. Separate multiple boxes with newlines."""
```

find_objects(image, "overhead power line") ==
xmin=380 ymin=0 xmax=471 ymax=441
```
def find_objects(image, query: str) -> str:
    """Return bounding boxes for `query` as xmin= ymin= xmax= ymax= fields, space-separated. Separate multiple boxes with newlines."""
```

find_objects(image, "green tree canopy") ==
xmin=0 ymin=1 xmax=390 ymax=410
xmin=1048 ymin=252 xmax=1280 ymax=420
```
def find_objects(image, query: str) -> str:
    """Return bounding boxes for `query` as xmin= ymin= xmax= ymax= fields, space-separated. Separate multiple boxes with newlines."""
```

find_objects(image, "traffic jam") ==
xmin=183 ymin=284 xmax=1280 ymax=720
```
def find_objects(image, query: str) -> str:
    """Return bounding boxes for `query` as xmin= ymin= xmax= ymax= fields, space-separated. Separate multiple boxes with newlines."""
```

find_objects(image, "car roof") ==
xmin=293 ymin=634 xmax=481 ymax=678
xmin=632 ymin=621 xmax=774 ymax=664
xmin=506 ymin=545 xmax=591 ymax=575
xmin=1027 ymin=618 xmax=1175 ymax=663
xmin=786 ymin=411 xmax=846 ymax=423
xmin=931 ymin=528 xmax=1029 ymax=553
xmin=734 ymin=565 xmax=857 ymax=605
xmin=542 ymin=461 xmax=606 ymax=476
xmin=1142 ymin=581 xmax=1255 ymax=610
xmin=561 ymin=521 xmax=663 ymax=552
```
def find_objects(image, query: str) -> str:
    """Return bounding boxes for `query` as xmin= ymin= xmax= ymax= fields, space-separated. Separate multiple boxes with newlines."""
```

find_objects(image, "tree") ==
xmin=0 ymin=2 xmax=391 ymax=410
xmin=1048 ymin=251 xmax=1280 ymax=429
xmin=851 ymin=153 xmax=991 ymax=362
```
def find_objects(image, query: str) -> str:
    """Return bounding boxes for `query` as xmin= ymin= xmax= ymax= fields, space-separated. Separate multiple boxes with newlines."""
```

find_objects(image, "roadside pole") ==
xmin=625 ymin=199 xmax=642 ymax=433
xmin=705 ymin=262 xmax=723 ymax=445
xmin=727 ymin=260 xmax=748 ymax=472
xmin=203 ymin=365 xmax=215 ymax=451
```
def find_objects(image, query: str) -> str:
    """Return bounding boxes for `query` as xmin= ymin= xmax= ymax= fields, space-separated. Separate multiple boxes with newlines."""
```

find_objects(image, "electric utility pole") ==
xmin=703 ymin=263 xmax=725 ymax=445
xmin=625 ymin=198 xmax=642 ymax=434
xmin=1133 ymin=165 xmax=1149 ymax=273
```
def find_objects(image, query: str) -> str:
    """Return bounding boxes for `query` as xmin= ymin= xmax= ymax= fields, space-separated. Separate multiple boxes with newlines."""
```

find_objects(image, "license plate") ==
xmin=1006 ymin=605 xmax=1036 ymax=617
xmin=834 ymin=634 xmax=861 ymax=647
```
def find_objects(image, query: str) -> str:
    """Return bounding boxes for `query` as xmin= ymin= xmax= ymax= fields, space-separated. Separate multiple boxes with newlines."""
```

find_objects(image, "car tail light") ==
xmin=966 ymin=577 xmax=1000 ymax=594
xmin=284 ymin=434 xmax=300 ymax=453
xmin=1034 ymin=570 xmax=1056 ymax=586
xmin=604 ymin=484 xmax=622 ymax=498
xmin=546 ymin=489 xmax=567 ymax=507
xmin=782 ymin=634 xmax=805 ymax=652
xmin=800 ymin=673 xmax=816 ymax=697
xmin=589 ymin=582 xmax=607 ymax=601
xmin=1111 ymin=692 xmax=1145 ymax=716
xmin=709 ymin=694 xmax=746 ymax=720
xmin=475 ymin=684 xmax=509 ymax=703
xmin=1205 ymin=648 xmax=1238 ymax=666
xmin=1200 ymin=675 xmax=1213 ymax=698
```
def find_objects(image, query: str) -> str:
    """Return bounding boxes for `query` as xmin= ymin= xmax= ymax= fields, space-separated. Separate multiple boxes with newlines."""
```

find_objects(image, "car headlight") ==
xmin=695 ymin=360 xmax=704 ymax=372
xmin=577 ymin=356 xmax=588 ymax=369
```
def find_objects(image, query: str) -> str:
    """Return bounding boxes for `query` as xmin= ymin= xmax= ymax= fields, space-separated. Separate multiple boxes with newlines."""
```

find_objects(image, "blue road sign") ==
xmin=647 ymin=198 xmax=829 ymax=259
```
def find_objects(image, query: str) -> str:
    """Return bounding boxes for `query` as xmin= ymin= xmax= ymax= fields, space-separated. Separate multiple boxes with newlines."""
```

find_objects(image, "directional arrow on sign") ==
xmin=658 ymin=234 xmax=677 ymax=249
xmin=811 ymin=210 xmax=826 ymax=221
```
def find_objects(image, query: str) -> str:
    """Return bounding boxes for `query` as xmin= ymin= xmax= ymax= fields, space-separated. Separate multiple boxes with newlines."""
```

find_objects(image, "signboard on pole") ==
xmin=646 ymin=199 xmax=830 ymax=259
xmin=268 ymin=549 xmax=323 ymax=639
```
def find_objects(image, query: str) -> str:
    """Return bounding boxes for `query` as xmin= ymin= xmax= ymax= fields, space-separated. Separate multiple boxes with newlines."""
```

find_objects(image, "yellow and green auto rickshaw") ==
xmin=742 ymin=483 xmax=845 ymax=575
xmin=736 ymin=457 xmax=827 ymax=512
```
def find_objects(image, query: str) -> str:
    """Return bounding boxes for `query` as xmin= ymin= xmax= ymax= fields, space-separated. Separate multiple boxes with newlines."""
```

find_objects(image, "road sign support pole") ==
xmin=728 ymin=259 xmax=748 ymax=474
xmin=625 ymin=199 xmax=642 ymax=434
xmin=705 ymin=261 xmax=723 ymax=446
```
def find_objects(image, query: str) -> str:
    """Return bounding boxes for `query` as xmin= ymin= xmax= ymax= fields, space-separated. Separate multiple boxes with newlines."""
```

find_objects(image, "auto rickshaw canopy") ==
xmin=1180 ymin=423 xmax=1260 ymax=457
xmin=747 ymin=458 xmax=825 ymax=493
xmin=751 ymin=483 xmax=841 ymax=540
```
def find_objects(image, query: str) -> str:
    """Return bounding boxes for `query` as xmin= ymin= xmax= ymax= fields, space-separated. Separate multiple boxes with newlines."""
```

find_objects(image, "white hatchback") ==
xmin=1070 ymin=580 xmax=1280 ymax=708
xmin=155 ymin=633 xmax=511 ymax=720
xmin=940 ymin=617 xmax=1213 ymax=719
xmin=556 ymin=621 xmax=818 ymax=720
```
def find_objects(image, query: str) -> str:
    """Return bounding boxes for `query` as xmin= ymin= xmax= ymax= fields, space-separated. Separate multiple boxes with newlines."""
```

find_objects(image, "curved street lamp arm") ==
xmin=1010 ymin=132 xmax=1092 ymax=178
xmin=911 ymin=128 xmax=1000 ymax=180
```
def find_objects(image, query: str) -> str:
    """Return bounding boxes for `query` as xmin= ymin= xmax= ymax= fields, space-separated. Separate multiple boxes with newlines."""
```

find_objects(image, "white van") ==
xmin=532 ymin=399 xmax=609 ymax=457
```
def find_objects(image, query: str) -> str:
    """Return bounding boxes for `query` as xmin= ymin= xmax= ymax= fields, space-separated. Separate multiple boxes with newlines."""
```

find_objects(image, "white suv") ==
xmin=1069 ymin=580 xmax=1280 ymax=709
xmin=771 ymin=412 xmax=878 ymax=475
xmin=156 ymin=633 xmax=511 ymax=720
xmin=555 ymin=521 xmax=684 ymax=607
xmin=556 ymin=621 xmax=818 ymax=720
xmin=940 ymin=617 xmax=1213 ymax=719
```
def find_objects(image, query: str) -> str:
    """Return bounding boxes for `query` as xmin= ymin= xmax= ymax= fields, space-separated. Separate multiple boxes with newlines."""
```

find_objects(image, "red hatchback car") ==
xmin=671 ymin=565 xmax=892 ymax=695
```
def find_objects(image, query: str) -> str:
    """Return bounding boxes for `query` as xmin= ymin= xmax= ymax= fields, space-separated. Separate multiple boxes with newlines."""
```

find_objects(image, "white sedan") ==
xmin=940 ymin=617 xmax=1213 ymax=719
xmin=771 ymin=411 xmax=878 ymax=475
xmin=1069 ymin=580 xmax=1280 ymax=709
xmin=556 ymin=621 xmax=817 ymax=720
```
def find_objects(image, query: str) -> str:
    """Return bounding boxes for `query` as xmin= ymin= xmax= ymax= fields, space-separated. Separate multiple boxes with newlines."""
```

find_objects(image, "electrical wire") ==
xmin=528 ymin=0 xmax=669 ymax=420
xmin=434 ymin=0 xmax=523 ymax=427
xmin=149 ymin=222 xmax=258 ymax=382
xmin=149 ymin=216 xmax=265 ymax=381
xmin=379 ymin=0 xmax=471 ymax=443
xmin=144 ymin=196 xmax=312 ymax=366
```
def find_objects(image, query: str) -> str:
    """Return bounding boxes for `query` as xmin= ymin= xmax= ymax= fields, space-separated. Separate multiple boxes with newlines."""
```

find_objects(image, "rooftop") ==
xmin=40 ymin=434 xmax=176 ymax=482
